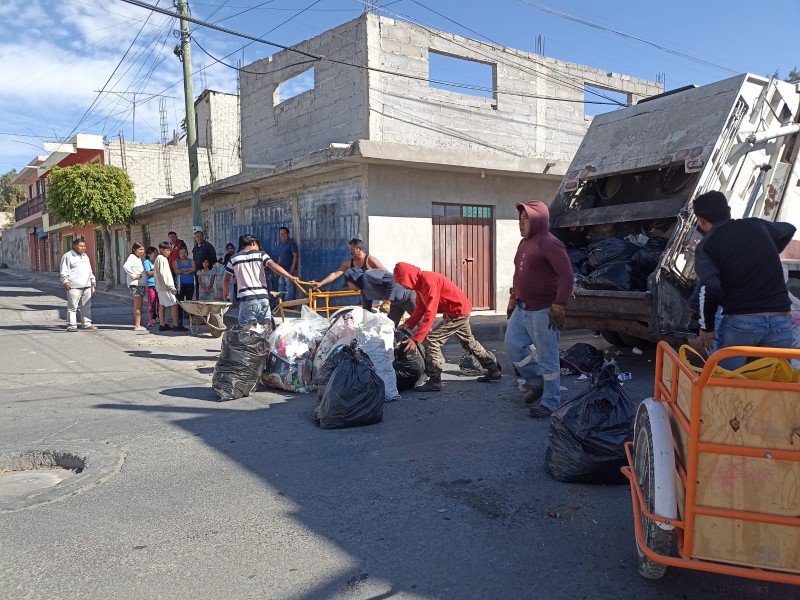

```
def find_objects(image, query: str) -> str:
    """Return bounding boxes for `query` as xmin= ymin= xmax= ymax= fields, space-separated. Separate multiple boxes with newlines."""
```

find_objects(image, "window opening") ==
xmin=428 ymin=51 xmax=495 ymax=102
xmin=274 ymin=68 xmax=315 ymax=105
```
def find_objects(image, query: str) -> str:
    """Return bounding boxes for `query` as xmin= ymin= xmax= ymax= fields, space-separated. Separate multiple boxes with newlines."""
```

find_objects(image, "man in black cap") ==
xmin=692 ymin=190 xmax=795 ymax=369
xmin=344 ymin=267 xmax=416 ymax=327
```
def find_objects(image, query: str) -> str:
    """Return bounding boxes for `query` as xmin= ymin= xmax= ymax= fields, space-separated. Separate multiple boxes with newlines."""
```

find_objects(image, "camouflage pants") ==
xmin=424 ymin=315 xmax=498 ymax=379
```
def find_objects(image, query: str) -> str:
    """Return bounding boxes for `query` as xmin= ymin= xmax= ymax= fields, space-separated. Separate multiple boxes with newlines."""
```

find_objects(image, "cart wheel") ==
xmin=600 ymin=331 xmax=625 ymax=346
xmin=207 ymin=312 xmax=225 ymax=338
xmin=634 ymin=407 xmax=675 ymax=580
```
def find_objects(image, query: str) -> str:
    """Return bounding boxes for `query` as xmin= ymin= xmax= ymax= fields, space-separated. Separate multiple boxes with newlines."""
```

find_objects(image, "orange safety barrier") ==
xmin=623 ymin=342 xmax=800 ymax=585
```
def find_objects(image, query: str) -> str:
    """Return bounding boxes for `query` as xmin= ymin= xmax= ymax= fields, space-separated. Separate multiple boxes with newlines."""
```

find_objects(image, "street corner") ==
xmin=0 ymin=440 xmax=126 ymax=513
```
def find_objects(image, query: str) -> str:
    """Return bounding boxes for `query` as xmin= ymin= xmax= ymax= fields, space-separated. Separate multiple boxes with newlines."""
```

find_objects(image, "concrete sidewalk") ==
xmin=0 ymin=267 xmax=510 ymax=341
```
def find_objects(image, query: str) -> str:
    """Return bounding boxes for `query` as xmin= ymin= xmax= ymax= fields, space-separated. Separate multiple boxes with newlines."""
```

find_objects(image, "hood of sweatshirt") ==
xmin=393 ymin=262 xmax=421 ymax=290
xmin=343 ymin=267 xmax=364 ymax=289
xmin=515 ymin=200 xmax=550 ymax=239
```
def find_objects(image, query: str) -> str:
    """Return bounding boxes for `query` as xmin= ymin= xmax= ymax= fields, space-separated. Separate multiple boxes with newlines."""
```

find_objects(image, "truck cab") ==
xmin=548 ymin=73 xmax=800 ymax=344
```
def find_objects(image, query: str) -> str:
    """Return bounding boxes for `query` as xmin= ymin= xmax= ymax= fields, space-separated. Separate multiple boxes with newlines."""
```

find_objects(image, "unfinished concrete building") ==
xmin=134 ymin=13 xmax=661 ymax=310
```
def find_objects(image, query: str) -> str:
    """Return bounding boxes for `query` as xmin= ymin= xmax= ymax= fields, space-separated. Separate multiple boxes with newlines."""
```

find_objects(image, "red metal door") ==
xmin=432 ymin=203 xmax=493 ymax=309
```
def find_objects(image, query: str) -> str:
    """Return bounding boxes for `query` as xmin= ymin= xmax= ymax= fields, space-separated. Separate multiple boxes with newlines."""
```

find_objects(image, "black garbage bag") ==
xmin=567 ymin=247 xmax=589 ymax=275
xmin=393 ymin=331 xmax=426 ymax=390
xmin=212 ymin=326 xmax=269 ymax=401
xmin=459 ymin=351 xmax=484 ymax=376
xmin=560 ymin=343 xmax=604 ymax=375
xmin=545 ymin=361 xmax=638 ymax=483
xmin=315 ymin=341 xmax=385 ymax=429
xmin=579 ymin=260 xmax=632 ymax=291
xmin=587 ymin=237 xmax=637 ymax=269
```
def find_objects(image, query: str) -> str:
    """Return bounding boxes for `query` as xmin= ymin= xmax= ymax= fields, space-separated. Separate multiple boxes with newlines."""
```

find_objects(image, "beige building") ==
xmin=132 ymin=13 xmax=661 ymax=310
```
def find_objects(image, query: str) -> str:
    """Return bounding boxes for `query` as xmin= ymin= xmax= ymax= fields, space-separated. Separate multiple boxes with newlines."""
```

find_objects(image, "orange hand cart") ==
xmin=273 ymin=280 xmax=363 ymax=321
xmin=622 ymin=342 xmax=800 ymax=583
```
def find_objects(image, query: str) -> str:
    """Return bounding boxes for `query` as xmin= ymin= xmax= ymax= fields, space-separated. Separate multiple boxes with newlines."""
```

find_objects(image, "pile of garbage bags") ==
xmin=262 ymin=307 xmax=328 ymax=393
xmin=571 ymin=235 xmax=669 ymax=292
xmin=545 ymin=360 xmax=637 ymax=483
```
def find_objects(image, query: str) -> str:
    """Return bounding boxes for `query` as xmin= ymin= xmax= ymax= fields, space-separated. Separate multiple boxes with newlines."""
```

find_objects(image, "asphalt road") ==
xmin=0 ymin=272 xmax=793 ymax=599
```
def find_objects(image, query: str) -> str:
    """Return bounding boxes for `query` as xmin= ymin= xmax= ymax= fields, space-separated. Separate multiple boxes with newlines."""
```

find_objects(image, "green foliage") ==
xmin=0 ymin=169 xmax=26 ymax=210
xmin=787 ymin=67 xmax=800 ymax=83
xmin=46 ymin=163 xmax=134 ymax=227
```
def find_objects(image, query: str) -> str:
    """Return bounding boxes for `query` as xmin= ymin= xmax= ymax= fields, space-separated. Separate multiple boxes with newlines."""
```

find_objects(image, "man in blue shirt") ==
xmin=275 ymin=227 xmax=299 ymax=301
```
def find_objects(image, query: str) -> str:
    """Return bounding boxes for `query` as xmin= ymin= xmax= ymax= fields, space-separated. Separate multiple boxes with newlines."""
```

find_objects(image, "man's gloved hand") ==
xmin=699 ymin=330 xmax=715 ymax=353
xmin=548 ymin=304 xmax=566 ymax=330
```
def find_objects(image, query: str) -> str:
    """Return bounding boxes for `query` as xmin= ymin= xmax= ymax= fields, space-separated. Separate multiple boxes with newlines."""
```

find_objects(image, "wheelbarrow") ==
xmin=179 ymin=301 xmax=231 ymax=337
xmin=622 ymin=342 xmax=800 ymax=584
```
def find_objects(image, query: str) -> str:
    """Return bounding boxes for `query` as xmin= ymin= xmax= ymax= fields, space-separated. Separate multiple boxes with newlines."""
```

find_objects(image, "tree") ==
xmin=46 ymin=163 xmax=135 ymax=290
xmin=787 ymin=66 xmax=800 ymax=83
xmin=0 ymin=169 xmax=26 ymax=212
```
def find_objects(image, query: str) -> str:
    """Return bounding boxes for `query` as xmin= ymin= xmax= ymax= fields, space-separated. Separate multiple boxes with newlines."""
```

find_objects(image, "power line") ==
xmin=517 ymin=0 xmax=739 ymax=75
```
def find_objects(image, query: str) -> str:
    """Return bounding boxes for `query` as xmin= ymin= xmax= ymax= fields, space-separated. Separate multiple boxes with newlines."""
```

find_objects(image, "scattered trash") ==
xmin=458 ymin=350 xmax=485 ymax=376
xmin=632 ymin=347 xmax=644 ymax=355
xmin=577 ymin=374 xmax=588 ymax=382
xmin=560 ymin=343 xmax=604 ymax=375
xmin=517 ymin=379 xmax=531 ymax=392
xmin=617 ymin=372 xmax=632 ymax=382
xmin=560 ymin=386 xmax=568 ymax=391
xmin=546 ymin=510 xmax=560 ymax=519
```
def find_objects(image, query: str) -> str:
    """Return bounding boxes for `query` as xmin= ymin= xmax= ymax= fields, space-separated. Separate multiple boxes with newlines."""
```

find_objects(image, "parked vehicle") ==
xmin=548 ymin=73 xmax=800 ymax=345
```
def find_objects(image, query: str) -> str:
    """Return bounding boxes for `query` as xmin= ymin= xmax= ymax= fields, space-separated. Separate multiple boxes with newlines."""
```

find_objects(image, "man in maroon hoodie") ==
xmin=507 ymin=200 xmax=573 ymax=418
xmin=394 ymin=262 xmax=501 ymax=391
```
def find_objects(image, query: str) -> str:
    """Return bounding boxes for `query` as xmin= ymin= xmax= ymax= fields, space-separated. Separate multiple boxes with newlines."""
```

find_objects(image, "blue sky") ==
xmin=1 ymin=0 xmax=797 ymax=174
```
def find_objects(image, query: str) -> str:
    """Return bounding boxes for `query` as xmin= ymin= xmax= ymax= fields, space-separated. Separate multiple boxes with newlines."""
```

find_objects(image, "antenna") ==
xmin=534 ymin=35 xmax=546 ymax=56
xmin=159 ymin=98 xmax=174 ymax=195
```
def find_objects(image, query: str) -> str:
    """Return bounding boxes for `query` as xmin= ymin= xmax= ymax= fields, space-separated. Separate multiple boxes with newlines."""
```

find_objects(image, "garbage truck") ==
xmin=548 ymin=73 xmax=800 ymax=345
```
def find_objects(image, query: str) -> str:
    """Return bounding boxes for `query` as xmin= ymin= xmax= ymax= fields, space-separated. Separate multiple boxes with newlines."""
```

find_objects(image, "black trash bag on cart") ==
xmin=393 ymin=330 xmax=426 ymax=390
xmin=545 ymin=361 xmax=637 ymax=483
xmin=587 ymin=237 xmax=638 ymax=269
xmin=315 ymin=340 xmax=385 ymax=429
xmin=212 ymin=325 xmax=269 ymax=401
xmin=560 ymin=343 xmax=604 ymax=375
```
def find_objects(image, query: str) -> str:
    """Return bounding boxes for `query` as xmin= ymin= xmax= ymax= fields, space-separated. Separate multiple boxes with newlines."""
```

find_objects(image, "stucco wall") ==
xmin=366 ymin=164 xmax=561 ymax=311
xmin=0 ymin=226 xmax=30 ymax=269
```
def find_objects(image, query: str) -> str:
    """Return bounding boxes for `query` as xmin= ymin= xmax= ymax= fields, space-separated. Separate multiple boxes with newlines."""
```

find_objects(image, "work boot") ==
xmin=528 ymin=404 xmax=553 ymax=419
xmin=476 ymin=367 xmax=502 ymax=383
xmin=524 ymin=387 xmax=544 ymax=404
xmin=416 ymin=377 xmax=442 ymax=392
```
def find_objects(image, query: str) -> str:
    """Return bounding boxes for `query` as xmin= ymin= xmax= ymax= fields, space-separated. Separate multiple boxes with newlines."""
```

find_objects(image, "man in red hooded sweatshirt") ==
xmin=394 ymin=262 xmax=502 ymax=391
xmin=507 ymin=200 xmax=573 ymax=418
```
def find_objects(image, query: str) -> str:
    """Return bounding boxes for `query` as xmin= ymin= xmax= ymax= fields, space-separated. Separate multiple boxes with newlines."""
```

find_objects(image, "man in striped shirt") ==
xmin=222 ymin=234 xmax=298 ymax=329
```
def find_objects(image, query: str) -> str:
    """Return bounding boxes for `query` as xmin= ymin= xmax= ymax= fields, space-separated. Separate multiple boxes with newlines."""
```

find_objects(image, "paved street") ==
xmin=0 ymin=271 xmax=793 ymax=600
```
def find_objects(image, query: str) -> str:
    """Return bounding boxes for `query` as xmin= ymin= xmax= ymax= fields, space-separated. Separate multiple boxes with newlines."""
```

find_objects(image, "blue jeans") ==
xmin=277 ymin=275 xmax=296 ymax=301
xmin=716 ymin=314 xmax=793 ymax=370
xmin=505 ymin=306 xmax=561 ymax=411
xmin=238 ymin=297 xmax=272 ymax=326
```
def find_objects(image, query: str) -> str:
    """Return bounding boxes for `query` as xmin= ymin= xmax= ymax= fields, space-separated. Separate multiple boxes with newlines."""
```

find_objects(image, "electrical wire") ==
xmin=517 ymin=0 xmax=739 ymax=75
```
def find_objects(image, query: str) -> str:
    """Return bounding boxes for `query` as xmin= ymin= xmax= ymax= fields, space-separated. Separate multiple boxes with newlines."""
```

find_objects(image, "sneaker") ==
xmin=524 ymin=387 xmax=544 ymax=404
xmin=83 ymin=325 xmax=98 ymax=331
xmin=415 ymin=379 xmax=442 ymax=392
xmin=528 ymin=404 xmax=553 ymax=419
xmin=172 ymin=325 xmax=188 ymax=332
xmin=147 ymin=319 xmax=156 ymax=328
xmin=66 ymin=325 xmax=78 ymax=332
xmin=477 ymin=368 xmax=502 ymax=383
xmin=159 ymin=324 xmax=172 ymax=332
xmin=133 ymin=326 xmax=148 ymax=332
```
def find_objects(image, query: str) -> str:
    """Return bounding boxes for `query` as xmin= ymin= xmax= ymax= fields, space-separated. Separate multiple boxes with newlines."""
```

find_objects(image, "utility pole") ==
xmin=177 ymin=0 xmax=202 ymax=233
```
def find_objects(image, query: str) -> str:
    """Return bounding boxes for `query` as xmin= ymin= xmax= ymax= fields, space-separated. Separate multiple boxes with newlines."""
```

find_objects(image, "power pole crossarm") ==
xmin=177 ymin=0 xmax=202 ymax=233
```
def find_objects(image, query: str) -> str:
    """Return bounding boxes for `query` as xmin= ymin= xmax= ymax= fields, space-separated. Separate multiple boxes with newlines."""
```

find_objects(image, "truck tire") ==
xmin=600 ymin=331 xmax=625 ymax=346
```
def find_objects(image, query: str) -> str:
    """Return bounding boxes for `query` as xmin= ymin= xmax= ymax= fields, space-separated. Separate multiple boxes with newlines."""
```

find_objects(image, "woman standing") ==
xmin=197 ymin=258 xmax=217 ymax=300
xmin=123 ymin=243 xmax=148 ymax=332
xmin=143 ymin=247 xmax=159 ymax=327
xmin=174 ymin=247 xmax=195 ymax=323
xmin=219 ymin=242 xmax=236 ymax=303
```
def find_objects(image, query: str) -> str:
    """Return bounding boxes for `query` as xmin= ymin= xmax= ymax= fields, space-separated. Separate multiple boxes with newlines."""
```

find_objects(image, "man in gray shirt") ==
xmin=344 ymin=267 xmax=416 ymax=327
xmin=59 ymin=238 xmax=97 ymax=332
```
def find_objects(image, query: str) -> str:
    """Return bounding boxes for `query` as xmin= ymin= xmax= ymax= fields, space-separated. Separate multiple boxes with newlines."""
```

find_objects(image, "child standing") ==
xmin=174 ymin=246 xmax=195 ymax=322
xmin=154 ymin=242 xmax=187 ymax=332
xmin=143 ymin=247 xmax=159 ymax=327
xmin=197 ymin=258 xmax=217 ymax=301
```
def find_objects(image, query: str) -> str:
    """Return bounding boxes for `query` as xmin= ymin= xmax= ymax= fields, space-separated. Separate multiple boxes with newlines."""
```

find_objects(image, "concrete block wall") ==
xmin=0 ymin=226 xmax=30 ymax=270
xmin=195 ymin=90 xmax=241 ymax=182
xmin=106 ymin=142 xmax=213 ymax=206
xmin=367 ymin=15 xmax=662 ymax=163
xmin=240 ymin=18 xmax=369 ymax=166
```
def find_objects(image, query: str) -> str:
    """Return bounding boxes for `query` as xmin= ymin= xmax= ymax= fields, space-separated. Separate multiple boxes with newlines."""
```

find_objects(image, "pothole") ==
xmin=0 ymin=443 xmax=125 ymax=512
